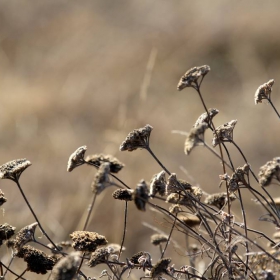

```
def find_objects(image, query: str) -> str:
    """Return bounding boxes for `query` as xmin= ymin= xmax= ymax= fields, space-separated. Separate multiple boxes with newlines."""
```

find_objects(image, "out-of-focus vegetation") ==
xmin=1 ymin=1 xmax=280 ymax=278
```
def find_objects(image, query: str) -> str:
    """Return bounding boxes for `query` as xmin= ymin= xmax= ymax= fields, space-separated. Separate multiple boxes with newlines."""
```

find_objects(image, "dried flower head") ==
xmin=14 ymin=222 xmax=38 ymax=253
xmin=0 ymin=190 xmax=7 ymax=206
xmin=193 ymin=108 xmax=219 ymax=128
xmin=50 ymin=252 xmax=81 ymax=280
xmin=255 ymin=79 xmax=274 ymax=104
xmin=169 ymin=204 xmax=183 ymax=214
xmin=150 ymin=171 xmax=166 ymax=197
xmin=212 ymin=120 xmax=237 ymax=147
xmin=17 ymin=245 xmax=56 ymax=274
xmin=150 ymin=258 xmax=171 ymax=278
xmin=130 ymin=251 xmax=147 ymax=265
xmin=166 ymin=193 xmax=191 ymax=207
xmin=67 ymin=146 xmax=87 ymax=172
xmin=179 ymin=213 xmax=201 ymax=228
xmin=177 ymin=65 xmax=211 ymax=90
xmin=112 ymin=188 xmax=133 ymax=201
xmin=91 ymin=162 xmax=111 ymax=194
xmin=119 ymin=124 xmax=153 ymax=152
xmin=0 ymin=159 xmax=31 ymax=181
xmin=106 ymin=243 xmax=125 ymax=254
xmin=0 ymin=223 xmax=16 ymax=246
xmin=184 ymin=123 xmax=208 ymax=155
xmin=166 ymin=174 xmax=191 ymax=194
xmin=134 ymin=179 xmax=149 ymax=211
xmin=151 ymin=234 xmax=168 ymax=246
xmin=85 ymin=154 xmax=124 ymax=173
xmin=87 ymin=247 xmax=110 ymax=267
xmin=205 ymin=193 xmax=236 ymax=209
xmin=258 ymin=157 xmax=280 ymax=187
xmin=70 ymin=231 xmax=108 ymax=252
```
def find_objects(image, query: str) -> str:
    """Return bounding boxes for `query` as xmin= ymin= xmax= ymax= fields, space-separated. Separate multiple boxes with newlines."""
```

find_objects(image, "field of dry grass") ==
xmin=1 ymin=1 xmax=280 ymax=279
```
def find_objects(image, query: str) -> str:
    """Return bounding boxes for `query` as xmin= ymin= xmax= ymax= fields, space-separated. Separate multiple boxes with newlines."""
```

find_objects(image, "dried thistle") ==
xmin=184 ymin=123 xmax=208 ymax=155
xmin=0 ymin=159 xmax=31 ymax=181
xmin=87 ymin=247 xmax=110 ymax=267
xmin=134 ymin=179 xmax=149 ymax=211
xmin=150 ymin=258 xmax=171 ymax=278
xmin=255 ymin=79 xmax=274 ymax=104
xmin=212 ymin=120 xmax=237 ymax=147
xmin=85 ymin=153 xmax=124 ymax=173
xmin=258 ymin=157 xmax=280 ymax=187
xmin=179 ymin=213 xmax=201 ymax=228
xmin=205 ymin=192 xmax=236 ymax=209
xmin=112 ymin=188 xmax=133 ymax=201
xmin=13 ymin=222 xmax=38 ymax=253
xmin=70 ymin=231 xmax=108 ymax=252
xmin=119 ymin=124 xmax=153 ymax=152
xmin=151 ymin=234 xmax=168 ymax=246
xmin=16 ymin=245 xmax=56 ymax=274
xmin=67 ymin=145 xmax=87 ymax=172
xmin=91 ymin=162 xmax=111 ymax=194
xmin=177 ymin=65 xmax=211 ymax=90
xmin=0 ymin=223 xmax=16 ymax=245
xmin=50 ymin=252 xmax=81 ymax=280
xmin=0 ymin=190 xmax=7 ymax=206
xmin=193 ymin=108 xmax=219 ymax=128
xmin=149 ymin=171 xmax=166 ymax=197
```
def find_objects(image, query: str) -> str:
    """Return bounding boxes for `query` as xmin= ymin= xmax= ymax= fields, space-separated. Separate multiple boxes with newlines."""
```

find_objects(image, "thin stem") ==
xmin=76 ymin=252 xmax=86 ymax=277
xmin=1 ymin=262 xmax=26 ymax=280
xmin=83 ymin=192 xmax=97 ymax=231
xmin=267 ymin=97 xmax=280 ymax=119
xmin=14 ymin=269 xmax=27 ymax=280
xmin=118 ymin=201 xmax=128 ymax=261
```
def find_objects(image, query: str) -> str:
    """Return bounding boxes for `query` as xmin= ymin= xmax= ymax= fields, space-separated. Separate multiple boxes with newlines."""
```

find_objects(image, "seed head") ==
xmin=70 ymin=231 xmax=108 ymax=252
xmin=205 ymin=192 xmax=236 ymax=209
xmin=169 ymin=204 xmax=183 ymax=214
xmin=177 ymin=65 xmax=210 ymax=90
xmin=151 ymin=234 xmax=168 ymax=246
xmin=0 ymin=190 xmax=7 ymax=206
xmin=258 ymin=157 xmax=280 ymax=187
xmin=67 ymin=146 xmax=87 ymax=172
xmin=185 ymin=123 xmax=208 ymax=155
xmin=112 ymin=188 xmax=133 ymax=201
xmin=255 ymin=79 xmax=274 ymax=104
xmin=85 ymin=153 xmax=124 ymax=173
xmin=17 ymin=245 xmax=56 ymax=274
xmin=150 ymin=258 xmax=171 ymax=278
xmin=120 ymin=124 xmax=153 ymax=152
xmin=212 ymin=120 xmax=237 ymax=147
xmin=91 ymin=162 xmax=111 ymax=194
xmin=179 ymin=213 xmax=201 ymax=228
xmin=87 ymin=247 xmax=110 ymax=267
xmin=149 ymin=171 xmax=166 ymax=197
xmin=130 ymin=251 xmax=147 ymax=265
xmin=0 ymin=223 xmax=16 ymax=246
xmin=166 ymin=174 xmax=192 ymax=194
xmin=134 ymin=180 xmax=149 ymax=211
xmin=50 ymin=252 xmax=81 ymax=280
xmin=193 ymin=108 xmax=219 ymax=128
xmin=0 ymin=159 xmax=31 ymax=181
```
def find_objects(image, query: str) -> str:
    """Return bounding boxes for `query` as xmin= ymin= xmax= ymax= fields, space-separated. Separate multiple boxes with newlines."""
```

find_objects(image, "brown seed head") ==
xmin=67 ymin=146 xmax=87 ymax=172
xmin=119 ymin=124 xmax=153 ymax=152
xmin=134 ymin=179 xmax=149 ymax=211
xmin=212 ymin=120 xmax=237 ymax=147
xmin=169 ymin=204 xmax=183 ymax=214
xmin=151 ymin=258 xmax=171 ymax=278
xmin=85 ymin=153 xmax=124 ymax=173
xmin=112 ymin=189 xmax=133 ymax=201
xmin=177 ymin=65 xmax=210 ymax=90
xmin=50 ymin=252 xmax=81 ymax=280
xmin=149 ymin=171 xmax=166 ymax=197
xmin=0 ymin=223 xmax=16 ymax=246
xmin=17 ymin=245 xmax=56 ymax=274
xmin=179 ymin=213 xmax=201 ymax=228
xmin=0 ymin=190 xmax=7 ymax=206
xmin=255 ymin=79 xmax=274 ymax=104
xmin=70 ymin=231 xmax=108 ymax=252
xmin=151 ymin=234 xmax=168 ymax=246
xmin=258 ymin=157 xmax=280 ymax=187
xmin=87 ymin=247 xmax=110 ymax=267
xmin=91 ymin=162 xmax=111 ymax=194
xmin=193 ymin=108 xmax=219 ymax=128
xmin=205 ymin=192 xmax=236 ymax=209
xmin=0 ymin=159 xmax=31 ymax=181
xmin=130 ymin=251 xmax=147 ymax=265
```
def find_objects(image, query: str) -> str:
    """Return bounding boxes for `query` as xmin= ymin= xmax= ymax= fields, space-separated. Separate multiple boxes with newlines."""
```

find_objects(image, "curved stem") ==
xmin=83 ymin=192 xmax=97 ymax=231
xmin=118 ymin=201 xmax=128 ymax=261
xmin=267 ymin=97 xmax=280 ymax=119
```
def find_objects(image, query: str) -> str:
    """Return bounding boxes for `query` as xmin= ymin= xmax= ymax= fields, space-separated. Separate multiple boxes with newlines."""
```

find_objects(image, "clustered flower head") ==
xmin=150 ymin=258 xmax=171 ymax=278
xmin=166 ymin=174 xmax=191 ymax=194
xmin=70 ymin=231 xmax=108 ymax=252
xmin=205 ymin=192 xmax=236 ymax=210
xmin=0 ymin=159 xmax=31 ymax=181
xmin=134 ymin=180 xmax=149 ymax=211
xmin=150 ymin=234 xmax=168 ymax=246
xmin=85 ymin=153 xmax=124 ymax=173
xmin=67 ymin=145 xmax=87 ymax=172
xmin=119 ymin=124 xmax=153 ymax=152
xmin=112 ymin=188 xmax=133 ymax=201
xmin=177 ymin=65 xmax=210 ymax=90
xmin=178 ymin=213 xmax=201 ymax=228
xmin=184 ymin=123 xmax=208 ymax=155
xmin=193 ymin=108 xmax=219 ymax=128
xmin=255 ymin=79 xmax=274 ymax=104
xmin=0 ymin=223 xmax=16 ymax=246
xmin=91 ymin=162 xmax=111 ymax=194
xmin=87 ymin=247 xmax=111 ymax=267
xmin=212 ymin=120 xmax=237 ymax=147
xmin=258 ymin=157 xmax=280 ymax=187
xmin=149 ymin=171 xmax=166 ymax=197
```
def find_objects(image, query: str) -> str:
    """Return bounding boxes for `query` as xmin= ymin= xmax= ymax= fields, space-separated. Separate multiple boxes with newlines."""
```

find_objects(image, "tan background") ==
xmin=0 ymin=1 xmax=280 ymax=278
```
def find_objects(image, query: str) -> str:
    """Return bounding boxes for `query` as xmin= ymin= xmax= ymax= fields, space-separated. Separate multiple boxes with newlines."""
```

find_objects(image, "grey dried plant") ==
xmin=91 ymin=162 xmax=112 ymax=194
xmin=0 ymin=223 xmax=16 ymax=246
xmin=112 ymin=188 xmax=133 ymax=201
xmin=67 ymin=145 xmax=87 ymax=172
xmin=258 ymin=157 xmax=280 ymax=187
xmin=255 ymin=79 xmax=274 ymax=104
xmin=149 ymin=170 xmax=166 ymax=197
xmin=166 ymin=173 xmax=191 ymax=194
xmin=205 ymin=192 xmax=236 ymax=210
xmin=151 ymin=234 xmax=168 ymax=246
xmin=150 ymin=258 xmax=171 ymax=278
xmin=184 ymin=122 xmax=208 ymax=155
xmin=0 ymin=159 xmax=31 ymax=181
xmin=177 ymin=65 xmax=210 ymax=90
xmin=134 ymin=179 xmax=149 ymax=211
xmin=120 ymin=124 xmax=153 ymax=152
xmin=212 ymin=119 xmax=237 ymax=147
xmin=193 ymin=108 xmax=219 ymax=128
xmin=87 ymin=247 xmax=111 ymax=267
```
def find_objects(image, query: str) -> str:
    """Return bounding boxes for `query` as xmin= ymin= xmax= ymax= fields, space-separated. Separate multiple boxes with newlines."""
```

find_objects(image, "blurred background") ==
xmin=1 ymin=0 xmax=280 ymax=278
